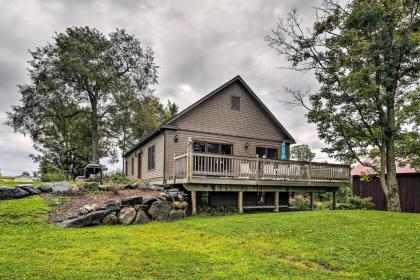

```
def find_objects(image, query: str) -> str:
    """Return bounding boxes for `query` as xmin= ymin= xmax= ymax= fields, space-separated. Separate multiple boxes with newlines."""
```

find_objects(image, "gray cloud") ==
xmin=0 ymin=0 xmax=332 ymax=175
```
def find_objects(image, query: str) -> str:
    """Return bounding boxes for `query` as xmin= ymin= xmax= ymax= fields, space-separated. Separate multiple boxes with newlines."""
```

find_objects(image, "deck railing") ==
xmin=174 ymin=151 xmax=350 ymax=182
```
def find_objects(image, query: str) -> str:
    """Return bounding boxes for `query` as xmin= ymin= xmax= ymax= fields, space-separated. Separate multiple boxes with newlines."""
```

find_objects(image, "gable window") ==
xmin=231 ymin=95 xmax=240 ymax=110
xmin=131 ymin=157 xmax=134 ymax=175
xmin=148 ymin=145 xmax=155 ymax=170
xmin=256 ymin=147 xmax=278 ymax=160
xmin=193 ymin=141 xmax=232 ymax=155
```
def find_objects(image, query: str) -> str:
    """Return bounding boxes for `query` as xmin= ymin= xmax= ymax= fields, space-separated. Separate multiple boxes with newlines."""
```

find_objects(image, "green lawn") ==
xmin=0 ymin=197 xmax=419 ymax=279
xmin=0 ymin=180 xmax=41 ymax=187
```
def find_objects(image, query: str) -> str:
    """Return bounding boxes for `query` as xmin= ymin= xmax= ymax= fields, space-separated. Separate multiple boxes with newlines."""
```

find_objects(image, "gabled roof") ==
xmin=124 ymin=75 xmax=295 ymax=157
xmin=164 ymin=75 xmax=295 ymax=142
xmin=351 ymin=158 xmax=419 ymax=176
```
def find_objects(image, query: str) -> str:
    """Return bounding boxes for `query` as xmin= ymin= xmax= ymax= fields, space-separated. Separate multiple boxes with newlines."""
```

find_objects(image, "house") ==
xmin=352 ymin=159 xmax=420 ymax=213
xmin=124 ymin=76 xmax=350 ymax=213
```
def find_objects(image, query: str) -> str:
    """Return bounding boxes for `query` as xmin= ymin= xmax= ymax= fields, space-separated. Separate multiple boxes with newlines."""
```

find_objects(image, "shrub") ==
xmin=289 ymin=195 xmax=310 ymax=210
xmin=50 ymin=196 xmax=70 ymax=206
xmin=348 ymin=196 xmax=375 ymax=210
xmin=315 ymin=201 xmax=331 ymax=210
xmin=197 ymin=206 xmax=238 ymax=216
xmin=42 ymin=171 xmax=67 ymax=182
xmin=103 ymin=171 xmax=131 ymax=185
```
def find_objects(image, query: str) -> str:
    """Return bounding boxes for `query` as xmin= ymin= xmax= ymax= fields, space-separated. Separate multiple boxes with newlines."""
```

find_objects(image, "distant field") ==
xmin=0 ymin=180 xmax=40 ymax=187
xmin=0 ymin=196 xmax=419 ymax=279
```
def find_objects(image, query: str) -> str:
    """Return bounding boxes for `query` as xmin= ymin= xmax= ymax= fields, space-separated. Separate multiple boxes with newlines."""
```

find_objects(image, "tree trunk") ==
xmin=91 ymin=98 xmax=99 ymax=164
xmin=385 ymin=138 xmax=401 ymax=211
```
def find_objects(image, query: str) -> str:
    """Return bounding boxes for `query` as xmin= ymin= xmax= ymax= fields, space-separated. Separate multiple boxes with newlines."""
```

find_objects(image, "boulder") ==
xmin=98 ymin=185 xmax=112 ymax=191
xmin=148 ymin=200 xmax=173 ymax=221
xmin=57 ymin=210 xmax=110 ymax=228
xmin=149 ymin=185 xmax=164 ymax=192
xmin=118 ymin=207 xmax=136 ymax=225
xmin=121 ymin=196 xmax=143 ymax=206
xmin=100 ymin=201 xmax=120 ymax=211
xmin=168 ymin=209 xmax=185 ymax=221
xmin=0 ymin=186 xmax=30 ymax=200
xmin=78 ymin=204 xmax=99 ymax=216
xmin=133 ymin=209 xmax=151 ymax=224
xmin=38 ymin=184 xmax=53 ymax=193
xmin=102 ymin=213 xmax=118 ymax=225
xmin=173 ymin=201 xmax=188 ymax=210
xmin=133 ymin=204 xmax=149 ymax=211
xmin=123 ymin=184 xmax=134 ymax=190
xmin=157 ymin=196 xmax=167 ymax=201
xmin=137 ymin=184 xmax=148 ymax=190
xmin=142 ymin=196 xmax=157 ymax=205
xmin=17 ymin=185 xmax=41 ymax=195
xmin=51 ymin=182 xmax=70 ymax=195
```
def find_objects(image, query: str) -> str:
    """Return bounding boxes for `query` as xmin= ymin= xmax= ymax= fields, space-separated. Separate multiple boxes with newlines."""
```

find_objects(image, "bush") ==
xmin=50 ymin=196 xmax=70 ymax=206
xmin=42 ymin=171 xmax=67 ymax=182
xmin=335 ymin=196 xmax=374 ymax=210
xmin=315 ymin=201 xmax=331 ymax=210
xmin=289 ymin=195 xmax=310 ymax=210
xmin=103 ymin=171 xmax=131 ymax=185
xmin=348 ymin=196 xmax=375 ymax=209
xmin=197 ymin=206 xmax=238 ymax=216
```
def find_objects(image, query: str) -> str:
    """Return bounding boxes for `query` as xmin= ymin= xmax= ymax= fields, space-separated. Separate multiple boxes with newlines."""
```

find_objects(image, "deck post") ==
xmin=173 ymin=152 xmax=176 ymax=184
xmin=256 ymin=154 xmax=260 ymax=180
xmin=238 ymin=191 xmax=243 ymax=214
xmin=274 ymin=191 xmax=279 ymax=212
xmin=309 ymin=192 xmax=314 ymax=210
xmin=187 ymin=138 xmax=193 ymax=183
xmin=191 ymin=191 xmax=197 ymax=215
xmin=308 ymin=162 xmax=312 ymax=181
xmin=332 ymin=191 xmax=337 ymax=210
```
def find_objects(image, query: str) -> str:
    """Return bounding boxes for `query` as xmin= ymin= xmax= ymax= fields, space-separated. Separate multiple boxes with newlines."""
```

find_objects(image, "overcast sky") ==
xmin=0 ymin=0 xmax=331 ymax=176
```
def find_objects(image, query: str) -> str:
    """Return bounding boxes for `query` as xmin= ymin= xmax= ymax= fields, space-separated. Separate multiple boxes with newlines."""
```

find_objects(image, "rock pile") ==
xmin=0 ymin=184 xmax=41 ymax=200
xmin=57 ymin=188 xmax=189 ymax=228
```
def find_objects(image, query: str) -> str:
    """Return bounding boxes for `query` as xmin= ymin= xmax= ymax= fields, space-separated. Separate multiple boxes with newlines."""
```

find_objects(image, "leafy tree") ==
xmin=291 ymin=144 xmax=316 ymax=162
xmin=166 ymin=100 xmax=179 ymax=118
xmin=7 ymin=78 xmax=91 ymax=178
xmin=9 ymin=26 xmax=158 ymax=164
xmin=7 ymin=26 xmax=170 ymax=178
xmin=111 ymin=94 xmax=176 ymax=161
xmin=21 ymin=171 xmax=30 ymax=176
xmin=267 ymin=0 xmax=419 ymax=211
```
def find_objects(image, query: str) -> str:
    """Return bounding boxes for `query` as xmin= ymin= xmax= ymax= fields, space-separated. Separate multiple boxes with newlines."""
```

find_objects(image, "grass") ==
xmin=0 ymin=197 xmax=419 ymax=279
xmin=0 ymin=180 xmax=41 ymax=187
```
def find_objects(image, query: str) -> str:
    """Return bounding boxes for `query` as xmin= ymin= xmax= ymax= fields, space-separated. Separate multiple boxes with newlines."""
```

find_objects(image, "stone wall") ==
xmin=57 ymin=187 xmax=189 ymax=228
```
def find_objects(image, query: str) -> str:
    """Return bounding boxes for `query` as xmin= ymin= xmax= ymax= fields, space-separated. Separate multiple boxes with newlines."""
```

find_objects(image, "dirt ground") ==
xmin=44 ymin=189 xmax=161 ymax=223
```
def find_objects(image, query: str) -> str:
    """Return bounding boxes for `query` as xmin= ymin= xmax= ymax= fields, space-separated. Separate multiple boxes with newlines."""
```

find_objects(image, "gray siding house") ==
xmin=124 ymin=76 xmax=350 ymax=213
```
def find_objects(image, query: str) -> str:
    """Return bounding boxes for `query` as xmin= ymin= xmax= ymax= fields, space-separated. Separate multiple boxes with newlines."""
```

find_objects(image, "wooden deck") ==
xmin=174 ymin=151 xmax=350 ymax=188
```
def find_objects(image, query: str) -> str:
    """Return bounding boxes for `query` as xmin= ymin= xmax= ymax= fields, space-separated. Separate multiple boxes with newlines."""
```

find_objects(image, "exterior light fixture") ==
xmin=174 ymin=134 xmax=179 ymax=142
xmin=245 ymin=142 xmax=249 ymax=150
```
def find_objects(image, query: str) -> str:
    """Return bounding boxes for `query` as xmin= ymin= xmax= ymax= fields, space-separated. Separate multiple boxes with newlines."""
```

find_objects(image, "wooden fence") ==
xmin=353 ymin=173 xmax=420 ymax=213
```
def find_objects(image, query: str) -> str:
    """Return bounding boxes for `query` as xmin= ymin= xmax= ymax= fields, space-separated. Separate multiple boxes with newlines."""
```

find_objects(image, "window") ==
xmin=125 ymin=160 xmax=128 ymax=176
xmin=148 ymin=145 xmax=155 ymax=170
xmin=193 ymin=141 xmax=206 ymax=153
xmin=220 ymin=144 xmax=232 ymax=155
xmin=207 ymin=142 xmax=220 ymax=154
xmin=231 ymin=95 xmax=240 ymax=110
xmin=131 ymin=157 xmax=134 ymax=175
xmin=256 ymin=147 xmax=278 ymax=160
xmin=193 ymin=141 xmax=233 ymax=155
